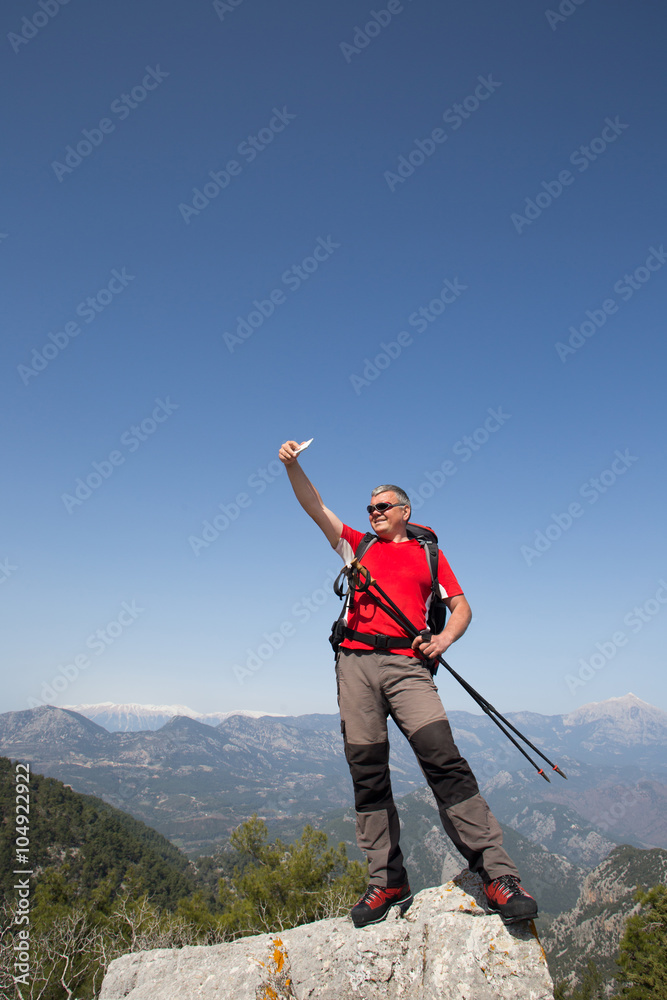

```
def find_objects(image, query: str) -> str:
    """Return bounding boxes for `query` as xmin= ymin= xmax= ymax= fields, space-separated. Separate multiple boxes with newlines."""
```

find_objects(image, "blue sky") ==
xmin=2 ymin=0 xmax=666 ymax=720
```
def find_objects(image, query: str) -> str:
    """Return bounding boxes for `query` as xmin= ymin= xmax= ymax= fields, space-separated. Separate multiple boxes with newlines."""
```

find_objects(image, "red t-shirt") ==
xmin=336 ymin=524 xmax=463 ymax=656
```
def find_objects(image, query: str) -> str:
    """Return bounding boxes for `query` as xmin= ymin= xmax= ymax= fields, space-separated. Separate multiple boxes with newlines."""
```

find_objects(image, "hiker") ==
xmin=278 ymin=439 xmax=538 ymax=927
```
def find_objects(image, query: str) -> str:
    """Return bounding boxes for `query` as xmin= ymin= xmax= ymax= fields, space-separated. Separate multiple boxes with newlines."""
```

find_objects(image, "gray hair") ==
xmin=371 ymin=484 xmax=411 ymax=511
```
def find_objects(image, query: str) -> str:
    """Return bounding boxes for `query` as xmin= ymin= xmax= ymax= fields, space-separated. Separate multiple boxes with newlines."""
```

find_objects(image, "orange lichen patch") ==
xmin=255 ymin=938 xmax=295 ymax=999
xmin=271 ymin=939 xmax=285 ymax=974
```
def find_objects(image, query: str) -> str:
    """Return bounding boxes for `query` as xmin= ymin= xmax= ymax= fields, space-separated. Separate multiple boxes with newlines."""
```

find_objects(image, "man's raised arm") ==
xmin=278 ymin=440 xmax=343 ymax=548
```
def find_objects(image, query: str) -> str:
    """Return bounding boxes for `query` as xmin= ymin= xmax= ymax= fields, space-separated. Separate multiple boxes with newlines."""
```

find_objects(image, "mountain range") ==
xmin=61 ymin=701 xmax=283 ymax=731
xmin=3 ymin=693 xmax=666 ymax=997
xmin=1 ymin=693 xmax=665 ymax=865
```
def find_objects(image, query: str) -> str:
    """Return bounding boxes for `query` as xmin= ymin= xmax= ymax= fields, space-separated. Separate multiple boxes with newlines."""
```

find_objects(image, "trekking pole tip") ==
xmin=553 ymin=765 xmax=567 ymax=779
xmin=538 ymin=769 xmax=551 ymax=783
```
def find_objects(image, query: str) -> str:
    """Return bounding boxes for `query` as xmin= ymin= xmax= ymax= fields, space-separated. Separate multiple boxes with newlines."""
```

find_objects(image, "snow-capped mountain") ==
xmin=61 ymin=701 xmax=284 ymax=732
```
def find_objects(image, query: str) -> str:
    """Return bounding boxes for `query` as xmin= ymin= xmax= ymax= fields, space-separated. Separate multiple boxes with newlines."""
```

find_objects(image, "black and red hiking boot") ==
xmin=483 ymin=875 xmax=538 ymax=924
xmin=350 ymin=883 xmax=413 ymax=928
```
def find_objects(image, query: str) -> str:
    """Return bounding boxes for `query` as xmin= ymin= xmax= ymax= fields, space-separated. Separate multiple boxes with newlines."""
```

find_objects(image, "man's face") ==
xmin=368 ymin=491 xmax=410 ymax=537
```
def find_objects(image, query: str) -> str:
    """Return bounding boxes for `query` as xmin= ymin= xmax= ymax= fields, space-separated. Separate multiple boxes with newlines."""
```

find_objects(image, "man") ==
xmin=278 ymin=439 xmax=537 ymax=927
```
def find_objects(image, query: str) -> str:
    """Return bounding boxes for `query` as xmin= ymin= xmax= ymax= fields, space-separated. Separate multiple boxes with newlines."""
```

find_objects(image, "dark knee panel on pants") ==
xmin=408 ymin=719 xmax=479 ymax=807
xmin=407 ymin=721 xmax=516 ymax=881
xmin=344 ymin=740 xmax=393 ymax=812
xmin=344 ymin=735 xmax=406 ymax=886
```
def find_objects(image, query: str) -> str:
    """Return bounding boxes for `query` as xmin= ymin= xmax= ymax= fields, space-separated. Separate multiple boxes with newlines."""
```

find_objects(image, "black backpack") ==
xmin=329 ymin=522 xmax=448 ymax=672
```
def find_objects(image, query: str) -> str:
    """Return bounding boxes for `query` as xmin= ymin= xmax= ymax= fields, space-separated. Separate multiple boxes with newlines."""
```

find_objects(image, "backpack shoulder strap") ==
xmin=418 ymin=540 xmax=447 ymax=649
xmin=355 ymin=532 xmax=377 ymax=561
xmin=417 ymin=538 xmax=440 ymax=596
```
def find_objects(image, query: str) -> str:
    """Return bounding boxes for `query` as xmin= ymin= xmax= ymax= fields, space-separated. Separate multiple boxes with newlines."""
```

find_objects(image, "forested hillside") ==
xmin=0 ymin=757 xmax=365 ymax=1000
xmin=0 ymin=757 xmax=198 ymax=910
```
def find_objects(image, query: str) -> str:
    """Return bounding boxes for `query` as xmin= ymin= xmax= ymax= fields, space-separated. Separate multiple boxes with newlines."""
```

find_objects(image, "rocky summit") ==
xmin=99 ymin=873 xmax=554 ymax=1000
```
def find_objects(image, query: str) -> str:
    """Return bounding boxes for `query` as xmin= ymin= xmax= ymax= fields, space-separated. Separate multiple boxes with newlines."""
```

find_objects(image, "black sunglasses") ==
xmin=367 ymin=502 xmax=405 ymax=514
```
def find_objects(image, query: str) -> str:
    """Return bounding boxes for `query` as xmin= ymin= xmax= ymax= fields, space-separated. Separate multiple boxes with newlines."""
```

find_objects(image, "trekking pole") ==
xmin=345 ymin=560 xmax=567 ymax=782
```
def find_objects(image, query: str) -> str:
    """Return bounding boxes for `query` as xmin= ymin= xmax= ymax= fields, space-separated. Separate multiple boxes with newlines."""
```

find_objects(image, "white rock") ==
xmin=99 ymin=876 xmax=554 ymax=1000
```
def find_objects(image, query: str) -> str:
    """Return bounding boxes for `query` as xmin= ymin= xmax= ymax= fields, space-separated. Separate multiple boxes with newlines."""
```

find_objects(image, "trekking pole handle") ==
xmin=349 ymin=558 xmax=373 ymax=591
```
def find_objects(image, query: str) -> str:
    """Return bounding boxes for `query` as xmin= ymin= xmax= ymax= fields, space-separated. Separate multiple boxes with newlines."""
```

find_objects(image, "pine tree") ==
xmin=616 ymin=884 xmax=667 ymax=999
xmin=218 ymin=816 xmax=367 ymax=937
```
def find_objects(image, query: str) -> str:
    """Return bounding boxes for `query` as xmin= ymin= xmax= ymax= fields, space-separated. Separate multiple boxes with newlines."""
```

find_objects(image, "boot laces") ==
xmin=360 ymin=885 xmax=385 ymax=904
xmin=492 ymin=875 xmax=523 ymax=897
